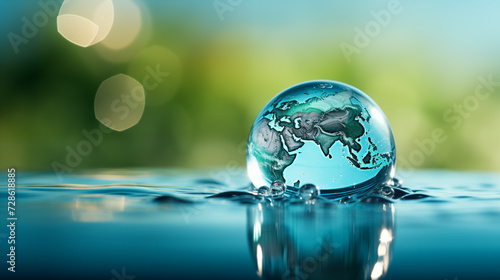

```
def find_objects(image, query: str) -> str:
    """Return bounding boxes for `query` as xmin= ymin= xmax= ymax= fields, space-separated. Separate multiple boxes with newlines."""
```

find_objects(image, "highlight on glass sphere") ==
xmin=246 ymin=80 xmax=396 ymax=198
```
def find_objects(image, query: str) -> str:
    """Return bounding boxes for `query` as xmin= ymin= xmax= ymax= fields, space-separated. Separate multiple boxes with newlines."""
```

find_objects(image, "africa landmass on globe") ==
xmin=248 ymin=89 xmax=392 ymax=185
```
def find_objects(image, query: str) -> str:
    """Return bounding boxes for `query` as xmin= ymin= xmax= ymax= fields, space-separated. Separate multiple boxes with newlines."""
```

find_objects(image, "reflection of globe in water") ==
xmin=247 ymin=203 xmax=395 ymax=280
xmin=247 ymin=80 xmax=396 ymax=198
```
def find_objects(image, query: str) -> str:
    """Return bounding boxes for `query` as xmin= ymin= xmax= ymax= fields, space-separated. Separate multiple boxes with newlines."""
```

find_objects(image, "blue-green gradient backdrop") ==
xmin=1 ymin=0 xmax=499 ymax=171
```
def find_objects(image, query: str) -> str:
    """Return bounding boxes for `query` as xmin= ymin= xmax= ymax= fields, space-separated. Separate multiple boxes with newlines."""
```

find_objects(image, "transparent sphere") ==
xmin=298 ymin=184 xmax=320 ymax=199
xmin=270 ymin=180 xmax=286 ymax=197
xmin=246 ymin=80 xmax=396 ymax=198
xmin=258 ymin=186 xmax=271 ymax=196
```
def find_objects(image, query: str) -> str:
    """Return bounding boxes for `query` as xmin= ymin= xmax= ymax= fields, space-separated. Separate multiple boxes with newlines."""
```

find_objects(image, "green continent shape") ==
xmin=271 ymin=93 xmax=365 ymax=158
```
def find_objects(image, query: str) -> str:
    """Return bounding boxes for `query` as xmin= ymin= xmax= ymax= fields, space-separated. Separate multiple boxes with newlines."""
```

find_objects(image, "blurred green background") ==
xmin=1 ymin=0 xmax=499 ymax=172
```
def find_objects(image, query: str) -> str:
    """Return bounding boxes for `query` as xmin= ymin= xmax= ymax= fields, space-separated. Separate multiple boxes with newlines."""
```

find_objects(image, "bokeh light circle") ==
xmin=128 ymin=45 xmax=182 ymax=106
xmin=57 ymin=0 xmax=114 ymax=47
xmin=94 ymin=74 xmax=146 ymax=131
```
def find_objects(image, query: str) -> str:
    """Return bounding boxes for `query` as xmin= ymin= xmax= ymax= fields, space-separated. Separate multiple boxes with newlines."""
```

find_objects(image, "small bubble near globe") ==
xmin=246 ymin=80 xmax=396 ymax=199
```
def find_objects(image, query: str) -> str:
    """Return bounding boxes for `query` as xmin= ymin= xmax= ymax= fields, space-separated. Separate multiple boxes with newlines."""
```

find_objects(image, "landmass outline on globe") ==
xmin=247 ymin=80 xmax=396 ymax=194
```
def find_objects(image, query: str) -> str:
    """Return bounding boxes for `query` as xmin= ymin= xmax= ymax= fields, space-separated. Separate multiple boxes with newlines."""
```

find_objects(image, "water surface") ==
xmin=1 ymin=169 xmax=499 ymax=280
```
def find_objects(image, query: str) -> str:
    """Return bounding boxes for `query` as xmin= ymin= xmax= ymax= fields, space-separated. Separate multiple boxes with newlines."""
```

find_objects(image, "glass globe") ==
xmin=246 ymin=80 xmax=396 ymax=198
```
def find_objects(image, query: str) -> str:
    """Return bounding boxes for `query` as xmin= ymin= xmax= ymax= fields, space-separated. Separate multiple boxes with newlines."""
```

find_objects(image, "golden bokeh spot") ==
xmin=94 ymin=74 xmax=146 ymax=132
xmin=57 ymin=0 xmax=114 ymax=47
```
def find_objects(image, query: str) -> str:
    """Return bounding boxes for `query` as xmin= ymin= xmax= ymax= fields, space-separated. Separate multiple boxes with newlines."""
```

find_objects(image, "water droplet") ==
xmin=246 ymin=80 xmax=396 ymax=199
xmin=258 ymin=186 xmax=271 ymax=197
xmin=388 ymin=178 xmax=402 ymax=188
xmin=299 ymin=184 xmax=320 ymax=199
xmin=270 ymin=180 xmax=286 ymax=197
xmin=379 ymin=185 xmax=395 ymax=199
